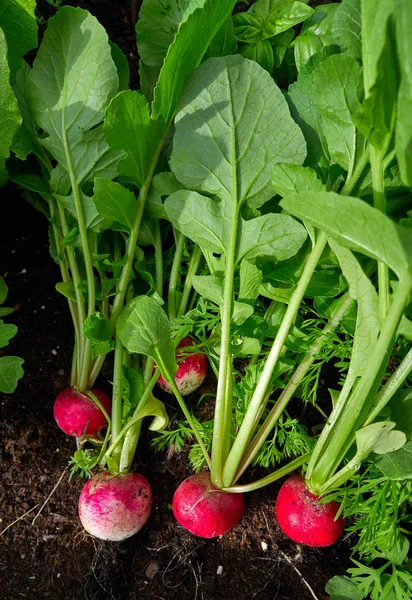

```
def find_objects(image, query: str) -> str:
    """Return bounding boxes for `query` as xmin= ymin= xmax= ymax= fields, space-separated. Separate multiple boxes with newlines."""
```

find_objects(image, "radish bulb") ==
xmin=172 ymin=472 xmax=244 ymax=538
xmin=157 ymin=336 xmax=207 ymax=395
xmin=275 ymin=475 xmax=345 ymax=547
xmin=78 ymin=472 xmax=152 ymax=541
xmin=53 ymin=387 xmax=111 ymax=437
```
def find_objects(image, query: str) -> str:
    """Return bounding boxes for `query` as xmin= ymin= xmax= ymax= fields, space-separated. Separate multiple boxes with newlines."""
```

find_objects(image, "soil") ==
xmin=1 ymin=2 xmax=352 ymax=599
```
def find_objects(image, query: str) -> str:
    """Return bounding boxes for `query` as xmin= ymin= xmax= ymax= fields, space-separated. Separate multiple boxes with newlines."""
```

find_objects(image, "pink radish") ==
xmin=275 ymin=475 xmax=345 ymax=547
xmin=53 ymin=387 xmax=111 ymax=437
xmin=172 ymin=472 xmax=244 ymax=538
xmin=78 ymin=471 xmax=152 ymax=541
xmin=157 ymin=336 xmax=207 ymax=395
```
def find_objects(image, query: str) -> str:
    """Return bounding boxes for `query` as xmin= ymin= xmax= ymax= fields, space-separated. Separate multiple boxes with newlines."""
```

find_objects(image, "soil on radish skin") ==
xmin=1 ymin=2 xmax=352 ymax=598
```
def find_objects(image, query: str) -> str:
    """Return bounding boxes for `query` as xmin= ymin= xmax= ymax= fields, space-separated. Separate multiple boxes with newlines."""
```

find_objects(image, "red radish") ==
xmin=172 ymin=472 xmax=244 ymax=538
xmin=78 ymin=471 xmax=152 ymax=541
xmin=157 ymin=336 xmax=208 ymax=395
xmin=53 ymin=387 xmax=111 ymax=437
xmin=275 ymin=475 xmax=344 ymax=547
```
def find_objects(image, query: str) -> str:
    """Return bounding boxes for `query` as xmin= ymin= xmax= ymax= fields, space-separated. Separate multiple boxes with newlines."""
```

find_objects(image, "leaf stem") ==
xmin=168 ymin=230 xmax=185 ymax=320
xmin=234 ymin=292 xmax=354 ymax=482
xmin=110 ymin=335 xmax=124 ymax=467
xmin=222 ymin=231 xmax=327 ymax=487
xmin=177 ymin=244 xmax=202 ymax=318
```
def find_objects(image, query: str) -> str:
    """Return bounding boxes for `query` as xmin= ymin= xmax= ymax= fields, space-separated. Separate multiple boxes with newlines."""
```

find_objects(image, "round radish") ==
xmin=78 ymin=471 xmax=152 ymax=541
xmin=275 ymin=475 xmax=345 ymax=547
xmin=53 ymin=387 xmax=111 ymax=437
xmin=157 ymin=336 xmax=207 ymax=395
xmin=172 ymin=472 xmax=244 ymax=538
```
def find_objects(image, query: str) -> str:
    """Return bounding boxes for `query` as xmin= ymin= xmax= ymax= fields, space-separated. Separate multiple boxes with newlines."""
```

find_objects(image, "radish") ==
xmin=53 ymin=387 xmax=111 ymax=437
xmin=78 ymin=471 xmax=152 ymax=541
xmin=275 ymin=475 xmax=345 ymax=547
xmin=172 ymin=472 xmax=244 ymax=538
xmin=157 ymin=336 xmax=207 ymax=395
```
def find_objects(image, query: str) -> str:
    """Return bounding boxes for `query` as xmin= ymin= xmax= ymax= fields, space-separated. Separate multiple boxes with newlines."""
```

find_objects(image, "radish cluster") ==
xmin=53 ymin=387 xmax=111 ymax=437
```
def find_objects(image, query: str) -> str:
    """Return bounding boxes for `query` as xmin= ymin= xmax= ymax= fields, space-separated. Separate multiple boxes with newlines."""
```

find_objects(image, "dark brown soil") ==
xmin=1 ymin=2 xmax=352 ymax=599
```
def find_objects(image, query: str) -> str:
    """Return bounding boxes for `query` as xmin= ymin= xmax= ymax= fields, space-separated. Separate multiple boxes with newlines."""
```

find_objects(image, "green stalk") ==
xmin=153 ymin=220 xmax=163 ymax=301
xmin=308 ymin=273 xmax=412 ymax=493
xmin=61 ymin=128 xmax=95 ymax=392
xmin=154 ymin=349 xmax=211 ymax=469
xmin=177 ymin=244 xmax=202 ymax=318
xmin=223 ymin=453 xmax=311 ymax=493
xmin=234 ymin=292 xmax=354 ymax=482
xmin=110 ymin=335 xmax=125 ymax=467
xmin=364 ymin=345 xmax=412 ymax=427
xmin=168 ymin=230 xmax=186 ymax=320
xmin=370 ymin=144 xmax=389 ymax=328
xmin=105 ymin=369 xmax=159 ymax=465
xmin=210 ymin=203 xmax=239 ymax=488
xmin=56 ymin=202 xmax=87 ymax=382
xmin=222 ymin=231 xmax=327 ymax=487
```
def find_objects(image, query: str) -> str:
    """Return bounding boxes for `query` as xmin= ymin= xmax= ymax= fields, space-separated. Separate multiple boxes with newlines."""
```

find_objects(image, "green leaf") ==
xmin=237 ymin=213 xmax=307 ymax=262
xmin=353 ymin=17 xmax=398 ymax=152
xmin=56 ymin=192 xmax=108 ymax=231
xmin=0 ymin=0 xmax=37 ymax=82
xmin=170 ymin=55 xmax=306 ymax=210
xmin=0 ymin=276 xmax=8 ymax=305
xmin=233 ymin=12 xmax=265 ymax=44
xmin=150 ymin=0 xmax=237 ymax=131
xmin=259 ymin=282 xmax=292 ymax=304
xmin=272 ymin=29 xmax=294 ymax=67
xmin=146 ymin=171 xmax=184 ymax=220
xmin=191 ymin=275 xmax=224 ymax=305
xmin=104 ymin=90 xmax=150 ymax=187
xmin=204 ymin=15 xmax=237 ymax=59
xmin=280 ymin=192 xmax=411 ymax=279
xmin=395 ymin=0 xmax=412 ymax=186
xmin=388 ymin=388 xmax=412 ymax=439
xmin=361 ymin=0 xmax=394 ymax=97
xmin=10 ymin=174 xmax=50 ymax=195
xmin=10 ymin=60 xmax=40 ymax=161
xmin=0 ymin=355 xmax=24 ymax=393
xmin=238 ymin=39 xmax=274 ymax=74
xmin=312 ymin=54 xmax=363 ymax=171
xmin=93 ymin=178 xmax=137 ymax=230
xmin=83 ymin=313 xmax=115 ymax=358
xmin=355 ymin=421 xmax=405 ymax=460
xmin=0 ymin=29 xmax=21 ymax=186
xmin=332 ymin=0 xmax=362 ymax=60
xmin=55 ymin=281 xmax=76 ymax=301
xmin=0 ymin=308 xmax=14 ymax=317
xmin=136 ymin=0 xmax=204 ymax=68
xmin=250 ymin=0 xmax=314 ymax=40
xmin=117 ymin=295 xmax=177 ymax=379
xmin=165 ymin=190 xmax=228 ymax=253
xmin=233 ymin=301 xmax=254 ymax=325
xmin=0 ymin=320 xmax=17 ymax=349
xmin=239 ymin=260 xmax=262 ymax=302
xmin=26 ymin=7 xmax=119 ymax=182
xmin=272 ymin=163 xmax=325 ymax=196
xmin=305 ymin=270 xmax=341 ymax=298
xmin=325 ymin=575 xmax=364 ymax=600
xmin=294 ymin=31 xmax=325 ymax=73
xmin=373 ymin=439 xmax=412 ymax=479
xmin=109 ymin=42 xmax=130 ymax=92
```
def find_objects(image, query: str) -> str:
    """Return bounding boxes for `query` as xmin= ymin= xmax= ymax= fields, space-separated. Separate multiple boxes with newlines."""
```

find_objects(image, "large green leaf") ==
xmin=170 ymin=55 xmax=306 ymax=209
xmin=373 ymin=440 xmax=412 ymax=479
xmin=26 ymin=7 xmax=118 ymax=184
xmin=250 ymin=0 xmax=314 ymax=39
xmin=361 ymin=0 xmax=394 ymax=96
xmin=395 ymin=0 xmax=412 ymax=186
xmin=117 ymin=296 xmax=177 ymax=380
xmin=312 ymin=54 xmax=363 ymax=172
xmin=0 ymin=0 xmax=37 ymax=82
xmin=150 ymin=0 xmax=237 ymax=131
xmin=104 ymin=90 xmax=150 ymax=187
xmin=136 ymin=0 xmax=204 ymax=68
xmin=272 ymin=163 xmax=325 ymax=196
xmin=332 ymin=0 xmax=361 ymax=60
xmin=0 ymin=29 xmax=21 ymax=186
xmin=280 ymin=191 xmax=411 ymax=279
